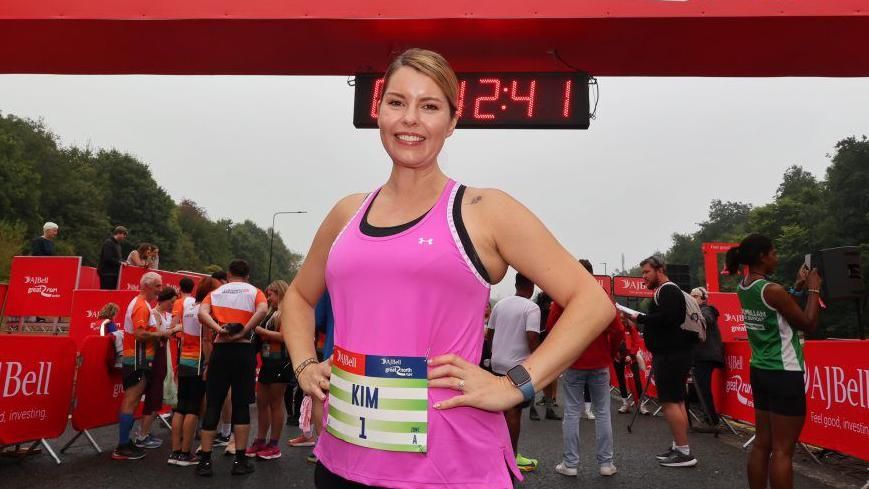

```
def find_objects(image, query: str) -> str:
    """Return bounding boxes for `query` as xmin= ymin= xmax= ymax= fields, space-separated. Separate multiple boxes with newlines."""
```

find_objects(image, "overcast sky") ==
xmin=2 ymin=75 xmax=867 ymax=298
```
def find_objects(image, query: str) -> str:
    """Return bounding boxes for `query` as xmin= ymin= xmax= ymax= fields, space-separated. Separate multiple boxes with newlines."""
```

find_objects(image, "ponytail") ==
xmin=727 ymin=234 xmax=774 ymax=276
xmin=725 ymin=246 xmax=742 ymax=276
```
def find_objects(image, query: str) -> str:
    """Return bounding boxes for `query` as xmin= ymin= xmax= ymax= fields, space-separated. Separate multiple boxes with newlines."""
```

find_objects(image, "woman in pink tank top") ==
xmin=282 ymin=49 xmax=615 ymax=489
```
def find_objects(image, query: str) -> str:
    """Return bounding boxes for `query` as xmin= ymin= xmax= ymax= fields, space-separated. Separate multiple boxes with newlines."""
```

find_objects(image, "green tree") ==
xmin=90 ymin=150 xmax=182 ymax=269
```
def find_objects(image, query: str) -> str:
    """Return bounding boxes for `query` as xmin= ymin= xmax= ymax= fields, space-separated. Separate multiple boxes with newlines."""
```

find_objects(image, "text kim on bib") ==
xmin=327 ymin=345 xmax=428 ymax=453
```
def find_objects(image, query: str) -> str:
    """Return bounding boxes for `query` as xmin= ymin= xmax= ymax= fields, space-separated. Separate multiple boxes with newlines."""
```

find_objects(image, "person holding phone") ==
xmin=725 ymin=234 xmax=821 ymax=489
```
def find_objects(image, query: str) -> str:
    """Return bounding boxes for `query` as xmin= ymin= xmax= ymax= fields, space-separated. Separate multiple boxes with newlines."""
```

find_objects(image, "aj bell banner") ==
xmin=0 ymin=336 xmax=77 ymax=444
xmin=613 ymin=276 xmax=654 ymax=298
xmin=5 ymin=256 xmax=81 ymax=317
xmin=720 ymin=340 xmax=869 ymax=461
xmin=707 ymin=292 xmax=748 ymax=342
xmin=68 ymin=290 xmax=138 ymax=350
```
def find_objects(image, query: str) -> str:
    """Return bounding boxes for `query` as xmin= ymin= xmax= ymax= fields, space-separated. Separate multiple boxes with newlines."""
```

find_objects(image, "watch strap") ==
xmin=518 ymin=380 xmax=535 ymax=402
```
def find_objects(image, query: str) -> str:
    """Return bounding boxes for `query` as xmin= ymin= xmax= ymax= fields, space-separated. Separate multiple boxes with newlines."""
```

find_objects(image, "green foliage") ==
xmin=0 ymin=220 xmax=27 ymax=281
xmin=0 ymin=112 xmax=303 ymax=285
xmin=656 ymin=138 xmax=869 ymax=338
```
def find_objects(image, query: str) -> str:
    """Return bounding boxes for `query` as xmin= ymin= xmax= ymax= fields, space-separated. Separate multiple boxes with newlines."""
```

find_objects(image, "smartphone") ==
xmin=804 ymin=254 xmax=812 ymax=270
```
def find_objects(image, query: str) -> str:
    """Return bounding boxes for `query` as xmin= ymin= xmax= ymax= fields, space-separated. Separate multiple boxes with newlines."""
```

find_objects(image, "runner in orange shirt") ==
xmin=113 ymin=271 xmax=169 ymax=461
xmin=196 ymin=259 xmax=268 ymax=476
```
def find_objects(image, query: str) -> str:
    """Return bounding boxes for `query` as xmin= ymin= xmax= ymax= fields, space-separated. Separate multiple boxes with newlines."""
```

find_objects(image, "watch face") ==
xmin=507 ymin=365 xmax=531 ymax=386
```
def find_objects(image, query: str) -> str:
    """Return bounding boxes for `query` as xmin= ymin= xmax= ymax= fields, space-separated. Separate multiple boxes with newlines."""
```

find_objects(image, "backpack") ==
xmin=654 ymin=282 xmax=707 ymax=343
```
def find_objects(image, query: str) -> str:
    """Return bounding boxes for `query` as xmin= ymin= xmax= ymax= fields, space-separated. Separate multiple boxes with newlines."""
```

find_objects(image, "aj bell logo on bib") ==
xmin=328 ymin=346 xmax=428 ymax=453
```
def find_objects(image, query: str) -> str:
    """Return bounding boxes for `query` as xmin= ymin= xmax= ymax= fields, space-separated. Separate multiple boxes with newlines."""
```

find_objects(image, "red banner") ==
xmin=801 ymin=341 xmax=869 ymax=461
xmin=613 ymin=276 xmax=654 ymax=298
xmin=117 ymin=264 xmax=202 ymax=294
xmin=720 ymin=341 xmax=756 ymax=424
xmin=707 ymin=292 xmax=747 ymax=342
xmin=719 ymin=340 xmax=869 ymax=461
xmin=71 ymin=336 xmax=125 ymax=431
xmin=77 ymin=266 xmax=100 ymax=289
xmin=68 ymin=290 xmax=138 ymax=350
xmin=0 ymin=336 xmax=76 ymax=444
xmin=0 ymin=283 xmax=7 ymax=316
xmin=4 ymin=256 xmax=81 ymax=316
xmin=594 ymin=275 xmax=612 ymax=295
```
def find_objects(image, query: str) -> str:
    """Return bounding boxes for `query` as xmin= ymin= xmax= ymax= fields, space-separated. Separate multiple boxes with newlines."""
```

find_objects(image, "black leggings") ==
xmin=614 ymin=357 xmax=643 ymax=400
xmin=202 ymin=343 xmax=256 ymax=430
xmin=315 ymin=463 xmax=385 ymax=489
xmin=693 ymin=362 xmax=721 ymax=424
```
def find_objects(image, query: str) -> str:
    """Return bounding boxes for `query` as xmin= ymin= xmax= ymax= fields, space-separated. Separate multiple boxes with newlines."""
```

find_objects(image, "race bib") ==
xmin=327 ymin=346 xmax=428 ymax=453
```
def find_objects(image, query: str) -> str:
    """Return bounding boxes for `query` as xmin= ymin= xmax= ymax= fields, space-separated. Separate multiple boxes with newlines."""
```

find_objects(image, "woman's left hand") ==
xmin=428 ymin=354 xmax=524 ymax=412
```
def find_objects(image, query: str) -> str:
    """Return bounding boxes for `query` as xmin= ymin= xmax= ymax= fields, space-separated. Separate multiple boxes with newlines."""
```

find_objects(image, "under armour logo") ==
xmin=418 ymin=237 xmax=434 ymax=246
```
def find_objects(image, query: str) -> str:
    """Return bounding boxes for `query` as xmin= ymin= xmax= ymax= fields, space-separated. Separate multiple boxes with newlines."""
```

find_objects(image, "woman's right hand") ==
xmin=298 ymin=359 xmax=332 ymax=401
xmin=806 ymin=268 xmax=822 ymax=291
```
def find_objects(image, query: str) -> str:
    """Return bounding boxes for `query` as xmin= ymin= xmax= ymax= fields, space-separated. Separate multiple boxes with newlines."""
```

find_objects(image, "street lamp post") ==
xmin=268 ymin=210 xmax=307 ymax=284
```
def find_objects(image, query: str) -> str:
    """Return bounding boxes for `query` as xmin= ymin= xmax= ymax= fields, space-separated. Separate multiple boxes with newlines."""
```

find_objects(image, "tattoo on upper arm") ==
xmin=466 ymin=195 xmax=482 ymax=205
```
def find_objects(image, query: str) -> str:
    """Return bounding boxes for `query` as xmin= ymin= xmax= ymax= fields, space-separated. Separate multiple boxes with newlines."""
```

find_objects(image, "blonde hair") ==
xmin=98 ymin=302 xmax=119 ymax=320
xmin=266 ymin=280 xmax=289 ymax=306
xmin=383 ymin=48 xmax=459 ymax=118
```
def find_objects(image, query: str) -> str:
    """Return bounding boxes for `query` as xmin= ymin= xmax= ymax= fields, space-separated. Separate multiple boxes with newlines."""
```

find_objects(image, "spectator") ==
xmin=211 ymin=270 xmax=228 ymax=284
xmin=98 ymin=302 xmax=123 ymax=369
xmin=250 ymin=280 xmax=291 ymax=461
xmin=487 ymin=273 xmax=542 ymax=472
xmin=623 ymin=256 xmax=698 ymax=467
xmin=98 ymin=226 xmax=128 ymax=289
xmin=690 ymin=287 xmax=725 ymax=432
xmin=128 ymin=243 xmax=154 ymax=268
xmin=554 ymin=259 xmax=622 ymax=478
xmin=149 ymin=246 xmax=160 ymax=270
xmin=614 ymin=319 xmax=649 ymax=415
xmin=31 ymin=222 xmax=58 ymax=256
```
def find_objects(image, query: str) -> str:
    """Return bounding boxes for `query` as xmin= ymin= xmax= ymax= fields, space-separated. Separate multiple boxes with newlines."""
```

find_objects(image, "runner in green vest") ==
xmin=726 ymin=234 xmax=821 ymax=489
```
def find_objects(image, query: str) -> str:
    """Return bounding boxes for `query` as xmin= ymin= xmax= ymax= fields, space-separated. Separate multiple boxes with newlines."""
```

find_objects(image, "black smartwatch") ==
xmin=506 ymin=365 xmax=535 ymax=402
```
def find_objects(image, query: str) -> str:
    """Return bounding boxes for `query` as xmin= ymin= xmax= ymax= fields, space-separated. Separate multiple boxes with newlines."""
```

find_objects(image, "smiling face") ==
xmin=378 ymin=66 xmax=458 ymax=170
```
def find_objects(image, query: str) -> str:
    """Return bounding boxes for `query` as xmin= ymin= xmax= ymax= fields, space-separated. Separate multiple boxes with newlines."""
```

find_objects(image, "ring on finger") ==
xmin=457 ymin=380 xmax=465 ymax=390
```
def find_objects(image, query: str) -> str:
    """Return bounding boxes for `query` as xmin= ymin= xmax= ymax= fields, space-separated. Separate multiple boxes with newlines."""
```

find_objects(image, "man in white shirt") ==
xmin=486 ymin=273 xmax=541 ymax=472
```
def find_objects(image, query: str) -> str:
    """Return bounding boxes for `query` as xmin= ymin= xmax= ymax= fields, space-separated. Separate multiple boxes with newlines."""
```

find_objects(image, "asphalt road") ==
xmin=0 ymin=398 xmax=854 ymax=489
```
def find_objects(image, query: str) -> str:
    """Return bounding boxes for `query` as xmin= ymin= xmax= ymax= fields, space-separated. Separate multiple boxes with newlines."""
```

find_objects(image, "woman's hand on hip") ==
xmin=428 ymin=354 xmax=524 ymax=412
xmin=299 ymin=358 xmax=332 ymax=401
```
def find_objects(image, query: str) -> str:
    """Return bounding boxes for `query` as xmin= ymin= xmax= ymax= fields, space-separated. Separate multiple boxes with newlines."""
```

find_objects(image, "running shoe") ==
xmin=287 ymin=434 xmax=315 ymax=447
xmin=257 ymin=445 xmax=282 ymax=460
xmin=134 ymin=434 xmax=163 ymax=449
xmin=306 ymin=452 xmax=319 ymax=464
xmin=554 ymin=462 xmax=577 ymax=477
xmin=196 ymin=457 xmax=213 ymax=477
xmin=111 ymin=441 xmax=146 ymax=461
xmin=175 ymin=452 xmax=200 ymax=467
xmin=617 ymin=399 xmax=632 ymax=414
xmin=246 ymin=439 xmax=266 ymax=458
xmin=655 ymin=445 xmax=677 ymax=461
xmin=167 ymin=451 xmax=180 ymax=465
xmin=529 ymin=405 xmax=541 ymax=421
xmin=599 ymin=463 xmax=618 ymax=476
xmin=658 ymin=451 xmax=698 ymax=467
xmin=639 ymin=401 xmax=651 ymax=415
xmin=545 ymin=408 xmax=563 ymax=421
xmin=516 ymin=454 xmax=538 ymax=472
xmin=583 ymin=407 xmax=596 ymax=420
xmin=231 ymin=458 xmax=256 ymax=475
xmin=213 ymin=433 xmax=231 ymax=447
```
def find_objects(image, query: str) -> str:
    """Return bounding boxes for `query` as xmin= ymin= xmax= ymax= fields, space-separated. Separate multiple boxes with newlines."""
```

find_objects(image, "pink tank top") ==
xmin=315 ymin=179 xmax=521 ymax=488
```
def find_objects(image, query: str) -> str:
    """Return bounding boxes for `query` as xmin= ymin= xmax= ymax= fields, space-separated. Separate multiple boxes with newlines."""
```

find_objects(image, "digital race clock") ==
xmin=353 ymin=72 xmax=591 ymax=129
